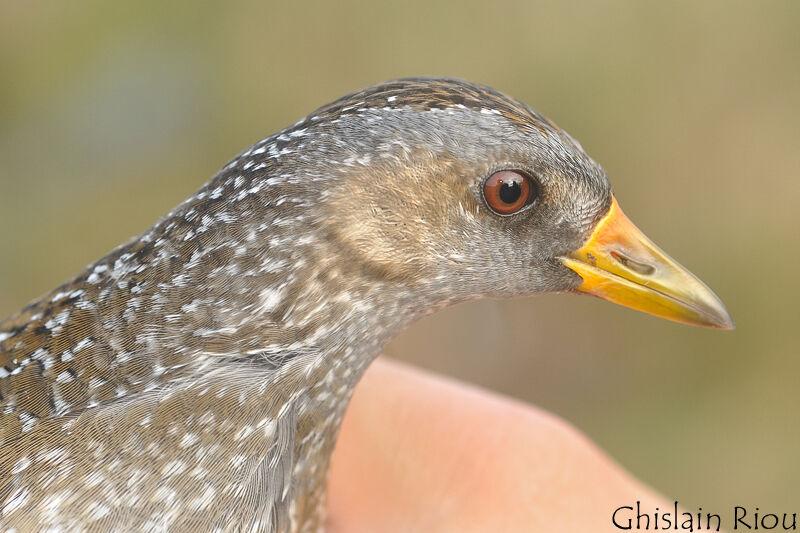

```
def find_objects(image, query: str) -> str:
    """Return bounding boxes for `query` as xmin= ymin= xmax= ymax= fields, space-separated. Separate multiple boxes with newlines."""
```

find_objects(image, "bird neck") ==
xmin=0 ymin=168 xmax=432 ymax=530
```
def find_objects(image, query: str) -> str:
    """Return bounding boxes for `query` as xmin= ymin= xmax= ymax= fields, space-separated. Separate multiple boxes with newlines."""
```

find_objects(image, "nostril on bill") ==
xmin=610 ymin=250 xmax=656 ymax=276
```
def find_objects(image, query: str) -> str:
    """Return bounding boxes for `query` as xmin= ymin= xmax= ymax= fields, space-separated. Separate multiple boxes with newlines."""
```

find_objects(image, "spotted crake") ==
xmin=0 ymin=78 xmax=731 ymax=532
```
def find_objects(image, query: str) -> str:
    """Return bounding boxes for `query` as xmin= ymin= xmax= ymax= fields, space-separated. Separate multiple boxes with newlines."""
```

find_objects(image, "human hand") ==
xmin=327 ymin=357 xmax=669 ymax=532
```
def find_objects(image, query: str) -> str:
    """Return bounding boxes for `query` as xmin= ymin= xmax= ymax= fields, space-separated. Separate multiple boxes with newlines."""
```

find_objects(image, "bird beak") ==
xmin=559 ymin=196 xmax=734 ymax=329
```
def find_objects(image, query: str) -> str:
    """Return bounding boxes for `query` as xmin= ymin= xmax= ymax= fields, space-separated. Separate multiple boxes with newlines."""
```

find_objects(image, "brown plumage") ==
xmin=0 ymin=78 xmax=730 ymax=531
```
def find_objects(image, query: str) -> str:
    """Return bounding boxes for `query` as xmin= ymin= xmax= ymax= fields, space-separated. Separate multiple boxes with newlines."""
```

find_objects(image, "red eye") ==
xmin=483 ymin=170 xmax=535 ymax=215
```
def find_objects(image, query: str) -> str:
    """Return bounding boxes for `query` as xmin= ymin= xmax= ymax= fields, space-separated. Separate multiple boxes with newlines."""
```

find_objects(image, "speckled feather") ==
xmin=0 ymin=78 xmax=611 ymax=532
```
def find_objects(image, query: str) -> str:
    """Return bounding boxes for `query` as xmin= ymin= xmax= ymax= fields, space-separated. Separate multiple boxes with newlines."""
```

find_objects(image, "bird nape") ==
xmin=0 ymin=78 xmax=732 ymax=532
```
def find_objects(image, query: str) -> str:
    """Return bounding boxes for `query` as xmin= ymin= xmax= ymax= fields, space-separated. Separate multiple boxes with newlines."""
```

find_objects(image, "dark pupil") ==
xmin=498 ymin=179 xmax=522 ymax=204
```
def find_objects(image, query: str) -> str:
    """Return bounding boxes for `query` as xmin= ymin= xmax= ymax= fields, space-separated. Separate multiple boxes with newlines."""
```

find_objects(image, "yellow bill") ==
xmin=560 ymin=196 xmax=734 ymax=329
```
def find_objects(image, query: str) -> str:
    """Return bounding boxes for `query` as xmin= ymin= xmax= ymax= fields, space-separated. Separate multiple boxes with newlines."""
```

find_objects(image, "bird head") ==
xmin=289 ymin=78 xmax=733 ymax=329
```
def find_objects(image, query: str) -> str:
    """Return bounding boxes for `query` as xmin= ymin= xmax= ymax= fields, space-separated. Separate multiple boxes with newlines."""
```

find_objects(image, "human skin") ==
xmin=327 ymin=357 xmax=670 ymax=533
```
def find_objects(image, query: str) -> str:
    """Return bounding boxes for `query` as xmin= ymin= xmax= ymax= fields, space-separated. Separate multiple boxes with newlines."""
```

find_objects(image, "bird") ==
xmin=0 ymin=78 xmax=732 ymax=532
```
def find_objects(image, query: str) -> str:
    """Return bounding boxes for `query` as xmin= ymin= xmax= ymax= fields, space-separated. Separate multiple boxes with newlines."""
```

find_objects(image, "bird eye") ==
xmin=483 ymin=170 xmax=536 ymax=215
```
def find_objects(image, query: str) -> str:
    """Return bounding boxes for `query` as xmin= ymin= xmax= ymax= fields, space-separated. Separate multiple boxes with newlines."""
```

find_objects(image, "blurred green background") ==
xmin=1 ymin=0 xmax=797 ymax=513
